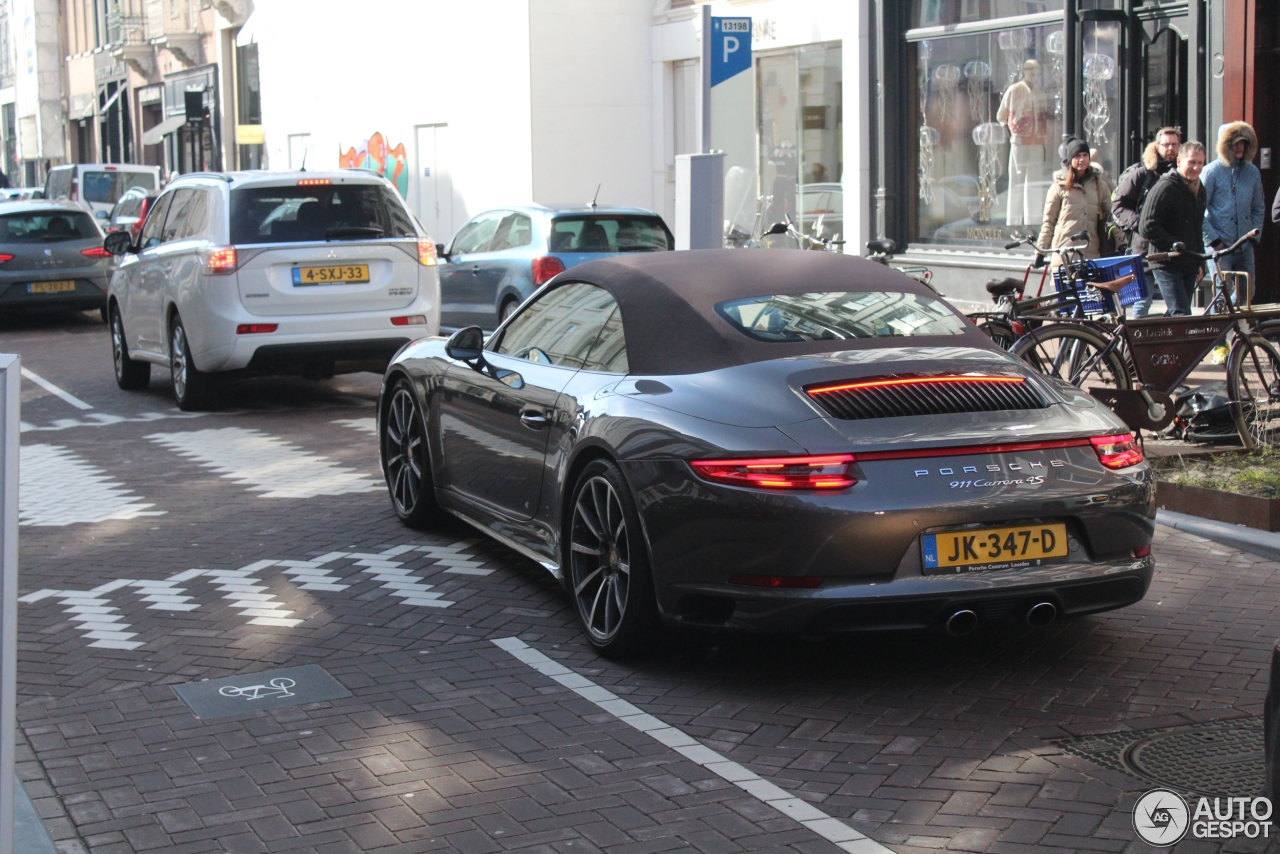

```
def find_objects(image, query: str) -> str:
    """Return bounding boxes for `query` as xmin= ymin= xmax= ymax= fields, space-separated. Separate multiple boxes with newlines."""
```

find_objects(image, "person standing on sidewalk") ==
xmin=1038 ymin=136 xmax=1112 ymax=269
xmin=1111 ymin=126 xmax=1181 ymax=316
xmin=1202 ymin=121 xmax=1264 ymax=302
xmin=1140 ymin=141 xmax=1208 ymax=316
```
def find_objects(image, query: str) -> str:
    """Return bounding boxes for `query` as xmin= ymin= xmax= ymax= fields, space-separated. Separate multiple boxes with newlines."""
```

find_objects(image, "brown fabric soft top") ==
xmin=549 ymin=249 xmax=990 ymax=376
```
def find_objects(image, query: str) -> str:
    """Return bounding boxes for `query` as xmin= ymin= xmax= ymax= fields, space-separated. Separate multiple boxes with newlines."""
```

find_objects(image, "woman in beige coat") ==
xmin=1037 ymin=136 xmax=1113 ymax=268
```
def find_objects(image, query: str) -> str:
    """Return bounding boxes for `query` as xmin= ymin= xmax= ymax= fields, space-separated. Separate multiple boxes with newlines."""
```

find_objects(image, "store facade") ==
xmin=872 ymin=0 xmax=1276 ymax=308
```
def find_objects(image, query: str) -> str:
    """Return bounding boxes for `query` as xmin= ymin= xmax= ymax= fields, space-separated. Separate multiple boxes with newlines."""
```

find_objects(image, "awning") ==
xmin=142 ymin=114 xmax=187 ymax=146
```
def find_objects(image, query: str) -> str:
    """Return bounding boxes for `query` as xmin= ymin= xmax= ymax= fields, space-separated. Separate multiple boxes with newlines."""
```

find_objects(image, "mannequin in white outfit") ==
xmin=996 ymin=60 xmax=1047 ymax=227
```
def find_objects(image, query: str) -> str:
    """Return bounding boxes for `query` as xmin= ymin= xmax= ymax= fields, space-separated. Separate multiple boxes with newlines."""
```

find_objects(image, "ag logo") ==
xmin=1133 ymin=788 xmax=1190 ymax=846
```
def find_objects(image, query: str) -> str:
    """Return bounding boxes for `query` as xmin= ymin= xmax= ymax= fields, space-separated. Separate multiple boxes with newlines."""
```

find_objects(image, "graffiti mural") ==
xmin=338 ymin=132 xmax=409 ymax=198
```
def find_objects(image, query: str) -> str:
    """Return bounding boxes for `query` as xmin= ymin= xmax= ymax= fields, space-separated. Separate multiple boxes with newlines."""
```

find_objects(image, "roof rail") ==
xmin=174 ymin=172 xmax=234 ymax=182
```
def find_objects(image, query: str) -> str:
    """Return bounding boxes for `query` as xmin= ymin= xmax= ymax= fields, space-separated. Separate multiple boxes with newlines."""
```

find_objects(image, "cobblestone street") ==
xmin=7 ymin=313 xmax=1277 ymax=854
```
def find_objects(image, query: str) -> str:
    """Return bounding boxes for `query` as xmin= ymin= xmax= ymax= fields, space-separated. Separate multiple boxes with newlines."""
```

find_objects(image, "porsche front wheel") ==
xmin=382 ymin=380 xmax=445 ymax=528
xmin=568 ymin=459 xmax=657 ymax=657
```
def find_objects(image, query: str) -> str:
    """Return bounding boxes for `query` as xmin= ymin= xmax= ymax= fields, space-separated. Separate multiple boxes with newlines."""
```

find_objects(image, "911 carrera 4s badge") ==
xmin=922 ymin=522 xmax=1069 ymax=574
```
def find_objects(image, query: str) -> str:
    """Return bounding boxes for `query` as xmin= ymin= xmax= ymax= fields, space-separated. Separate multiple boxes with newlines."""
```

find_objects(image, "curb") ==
xmin=1156 ymin=509 xmax=1280 ymax=563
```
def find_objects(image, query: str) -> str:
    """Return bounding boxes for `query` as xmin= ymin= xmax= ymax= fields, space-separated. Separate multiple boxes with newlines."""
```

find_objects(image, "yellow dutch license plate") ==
xmin=922 ymin=523 xmax=1068 ymax=575
xmin=28 ymin=280 xmax=76 ymax=294
xmin=292 ymin=264 xmax=370 ymax=286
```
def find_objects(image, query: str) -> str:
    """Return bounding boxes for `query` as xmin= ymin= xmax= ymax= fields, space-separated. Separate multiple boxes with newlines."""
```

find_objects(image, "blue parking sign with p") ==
xmin=711 ymin=17 xmax=752 ymax=86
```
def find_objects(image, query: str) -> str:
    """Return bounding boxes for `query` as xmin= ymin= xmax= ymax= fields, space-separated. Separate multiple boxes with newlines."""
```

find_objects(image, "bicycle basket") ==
xmin=1052 ymin=254 xmax=1149 ymax=314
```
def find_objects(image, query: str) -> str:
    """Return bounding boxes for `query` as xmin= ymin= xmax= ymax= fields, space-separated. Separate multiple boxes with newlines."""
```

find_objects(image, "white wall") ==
xmin=528 ymin=0 xmax=654 ymax=209
xmin=249 ymin=0 xmax=534 ymax=243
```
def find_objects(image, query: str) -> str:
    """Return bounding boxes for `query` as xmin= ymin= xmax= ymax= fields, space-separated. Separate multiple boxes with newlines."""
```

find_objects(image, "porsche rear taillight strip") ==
xmin=807 ymin=374 xmax=1027 ymax=395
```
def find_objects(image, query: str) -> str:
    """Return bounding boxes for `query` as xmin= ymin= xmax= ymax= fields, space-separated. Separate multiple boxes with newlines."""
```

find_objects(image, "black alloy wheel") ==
xmin=382 ymin=380 xmax=443 ymax=528
xmin=568 ymin=459 xmax=657 ymax=657
xmin=170 ymin=316 xmax=212 ymax=410
xmin=111 ymin=305 xmax=149 ymax=390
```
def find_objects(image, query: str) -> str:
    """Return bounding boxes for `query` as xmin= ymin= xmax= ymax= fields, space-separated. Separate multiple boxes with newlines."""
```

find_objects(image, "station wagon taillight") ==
xmin=690 ymin=454 xmax=856 ymax=490
xmin=417 ymin=239 xmax=437 ymax=266
xmin=81 ymin=246 xmax=111 ymax=257
xmin=204 ymin=247 xmax=237 ymax=275
xmin=0 ymin=254 xmax=12 ymax=263
xmin=1090 ymin=433 xmax=1144 ymax=469
xmin=532 ymin=256 xmax=565 ymax=285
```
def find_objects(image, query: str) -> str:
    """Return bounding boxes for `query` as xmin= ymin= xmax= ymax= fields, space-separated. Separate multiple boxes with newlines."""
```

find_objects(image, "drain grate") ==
xmin=1052 ymin=717 xmax=1264 ymax=798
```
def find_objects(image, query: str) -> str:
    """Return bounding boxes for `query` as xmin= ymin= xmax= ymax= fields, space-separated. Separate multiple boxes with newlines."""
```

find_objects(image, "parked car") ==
xmin=437 ymin=204 xmax=672 ymax=329
xmin=44 ymin=163 xmax=161 ymax=220
xmin=1267 ymin=637 xmax=1280 ymax=802
xmin=0 ymin=201 xmax=111 ymax=317
xmin=104 ymin=170 xmax=440 ymax=410
xmin=104 ymin=187 xmax=157 ymax=240
xmin=0 ymin=188 xmax=45 ymax=202
xmin=377 ymin=250 xmax=1155 ymax=655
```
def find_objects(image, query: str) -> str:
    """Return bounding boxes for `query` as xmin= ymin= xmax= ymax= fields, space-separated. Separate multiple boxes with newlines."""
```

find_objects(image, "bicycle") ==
xmin=862 ymin=237 xmax=935 ymax=290
xmin=1010 ymin=229 xmax=1280 ymax=448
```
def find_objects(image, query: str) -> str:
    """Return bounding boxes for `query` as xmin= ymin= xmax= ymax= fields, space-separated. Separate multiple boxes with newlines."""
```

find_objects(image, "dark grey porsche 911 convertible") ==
xmin=378 ymin=250 xmax=1155 ymax=655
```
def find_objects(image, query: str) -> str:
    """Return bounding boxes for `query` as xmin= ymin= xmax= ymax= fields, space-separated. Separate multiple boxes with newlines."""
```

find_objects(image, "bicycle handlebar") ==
xmin=1004 ymin=236 xmax=1088 ymax=257
xmin=1146 ymin=228 xmax=1259 ymax=264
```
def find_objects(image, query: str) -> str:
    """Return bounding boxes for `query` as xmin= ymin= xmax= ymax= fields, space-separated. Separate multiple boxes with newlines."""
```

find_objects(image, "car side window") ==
xmin=580 ymin=307 xmax=628 ymax=374
xmin=178 ymin=191 xmax=209 ymax=239
xmin=448 ymin=211 xmax=503 ymax=255
xmin=494 ymin=282 xmax=617 ymax=370
xmin=489 ymin=213 xmax=532 ymax=252
xmin=138 ymin=191 xmax=174 ymax=249
xmin=160 ymin=189 xmax=195 ymax=243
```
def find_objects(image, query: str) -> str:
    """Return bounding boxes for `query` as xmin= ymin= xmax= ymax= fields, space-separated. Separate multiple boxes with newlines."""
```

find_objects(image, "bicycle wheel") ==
xmin=1009 ymin=324 xmax=1131 ymax=393
xmin=1226 ymin=334 xmax=1280 ymax=448
xmin=974 ymin=318 xmax=1017 ymax=350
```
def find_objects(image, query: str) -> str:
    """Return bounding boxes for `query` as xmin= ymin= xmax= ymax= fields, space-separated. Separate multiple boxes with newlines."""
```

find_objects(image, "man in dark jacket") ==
xmin=1111 ymin=126 xmax=1180 ymax=315
xmin=1139 ymin=141 xmax=1207 ymax=316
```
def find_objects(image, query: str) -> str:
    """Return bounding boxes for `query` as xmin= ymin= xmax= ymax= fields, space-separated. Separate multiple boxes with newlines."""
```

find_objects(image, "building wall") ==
xmin=251 ymin=0 xmax=536 ymax=244
xmin=528 ymin=0 xmax=653 ymax=208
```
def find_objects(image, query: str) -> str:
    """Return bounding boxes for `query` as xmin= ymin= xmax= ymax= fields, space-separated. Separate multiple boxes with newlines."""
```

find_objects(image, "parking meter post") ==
xmin=674 ymin=152 xmax=726 ymax=250
xmin=0 ymin=354 xmax=17 ymax=853
xmin=701 ymin=3 xmax=711 ymax=153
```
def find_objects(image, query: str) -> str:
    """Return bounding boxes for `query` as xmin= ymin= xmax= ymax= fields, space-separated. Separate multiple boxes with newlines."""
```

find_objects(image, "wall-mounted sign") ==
xmin=235 ymin=124 xmax=264 ymax=145
xmin=93 ymin=62 xmax=126 ymax=83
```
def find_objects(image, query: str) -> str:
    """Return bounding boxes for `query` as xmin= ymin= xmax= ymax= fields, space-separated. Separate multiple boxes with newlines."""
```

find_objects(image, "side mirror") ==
xmin=103 ymin=231 xmax=134 ymax=256
xmin=95 ymin=210 xmax=109 ymax=219
xmin=766 ymin=221 xmax=789 ymax=236
xmin=445 ymin=326 xmax=485 ymax=363
xmin=435 ymin=243 xmax=446 ymax=259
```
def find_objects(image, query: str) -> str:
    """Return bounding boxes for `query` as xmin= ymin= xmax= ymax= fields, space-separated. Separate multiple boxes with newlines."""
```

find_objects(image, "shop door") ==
xmin=1142 ymin=28 xmax=1187 ymax=150
xmin=414 ymin=124 xmax=453 ymax=245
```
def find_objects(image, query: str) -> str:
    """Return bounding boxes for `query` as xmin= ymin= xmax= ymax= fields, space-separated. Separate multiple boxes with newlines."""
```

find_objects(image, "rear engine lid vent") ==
xmin=805 ymin=374 xmax=1047 ymax=420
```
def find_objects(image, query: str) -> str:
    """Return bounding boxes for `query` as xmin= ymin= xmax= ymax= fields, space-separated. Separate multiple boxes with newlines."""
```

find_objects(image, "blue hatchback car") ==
xmin=437 ymin=204 xmax=673 ymax=329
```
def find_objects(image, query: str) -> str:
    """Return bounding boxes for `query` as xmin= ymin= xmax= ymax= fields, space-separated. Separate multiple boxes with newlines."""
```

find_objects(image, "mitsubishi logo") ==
xmin=326 ymin=249 xmax=336 ymax=259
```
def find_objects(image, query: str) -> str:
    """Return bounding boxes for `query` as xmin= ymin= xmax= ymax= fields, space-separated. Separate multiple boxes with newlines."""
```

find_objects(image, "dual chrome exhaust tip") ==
xmin=944 ymin=601 xmax=1058 ymax=636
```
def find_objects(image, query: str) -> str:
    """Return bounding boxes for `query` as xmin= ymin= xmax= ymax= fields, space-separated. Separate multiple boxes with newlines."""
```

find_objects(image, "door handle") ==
xmin=519 ymin=411 xmax=547 ymax=429
xmin=471 ymin=265 xmax=481 ymax=276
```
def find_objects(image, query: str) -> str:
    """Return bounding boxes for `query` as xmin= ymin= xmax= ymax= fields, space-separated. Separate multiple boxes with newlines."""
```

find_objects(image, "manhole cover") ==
xmin=1053 ymin=717 xmax=1264 ymax=798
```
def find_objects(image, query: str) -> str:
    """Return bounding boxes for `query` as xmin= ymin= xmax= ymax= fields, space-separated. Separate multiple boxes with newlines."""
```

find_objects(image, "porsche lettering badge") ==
xmin=912 ymin=460 xmax=1064 ymax=489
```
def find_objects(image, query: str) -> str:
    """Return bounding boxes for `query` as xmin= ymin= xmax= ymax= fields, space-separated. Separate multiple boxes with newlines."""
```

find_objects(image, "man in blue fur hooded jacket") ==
xmin=1202 ymin=121 xmax=1264 ymax=296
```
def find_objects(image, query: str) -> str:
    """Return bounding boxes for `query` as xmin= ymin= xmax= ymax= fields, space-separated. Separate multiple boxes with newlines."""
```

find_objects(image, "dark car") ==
xmin=104 ymin=186 xmax=157 ymax=240
xmin=377 ymin=250 xmax=1156 ymax=655
xmin=438 ymin=204 xmax=672 ymax=330
xmin=0 ymin=201 xmax=112 ymax=316
xmin=1267 ymin=639 xmax=1280 ymax=802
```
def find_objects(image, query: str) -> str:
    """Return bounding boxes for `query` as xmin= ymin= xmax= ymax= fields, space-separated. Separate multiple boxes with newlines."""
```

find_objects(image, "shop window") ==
xmin=909 ymin=24 xmax=1067 ymax=247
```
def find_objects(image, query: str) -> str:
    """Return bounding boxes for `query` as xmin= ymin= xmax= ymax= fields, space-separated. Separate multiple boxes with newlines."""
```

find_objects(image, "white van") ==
xmin=44 ymin=164 xmax=162 ymax=220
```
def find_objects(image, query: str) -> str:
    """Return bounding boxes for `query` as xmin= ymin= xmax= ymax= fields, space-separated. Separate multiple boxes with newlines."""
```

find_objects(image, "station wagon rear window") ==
xmin=0 ymin=211 xmax=99 ymax=242
xmin=548 ymin=215 xmax=671 ymax=253
xmin=715 ymin=292 xmax=968 ymax=342
xmin=230 ymin=184 xmax=415 ymax=245
xmin=81 ymin=171 xmax=156 ymax=204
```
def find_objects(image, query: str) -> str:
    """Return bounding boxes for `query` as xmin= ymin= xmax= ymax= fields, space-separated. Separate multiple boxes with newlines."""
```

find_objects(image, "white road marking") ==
xmin=19 ymin=444 xmax=163 ymax=527
xmin=21 ymin=367 xmax=93 ymax=410
xmin=417 ymin=540 xmax=492 ymax=575
xmin=493 ymin=637 xmax=894 ymax=854
xmin=147 ymin=427 xmax=381 ymax=498
xmin=21 ymin=410 xmax=207 ymax=433
xmin=20 ymin=540 xmax=482 ymax=648
xmin=332 ymin=417 xmax=377 ymax=435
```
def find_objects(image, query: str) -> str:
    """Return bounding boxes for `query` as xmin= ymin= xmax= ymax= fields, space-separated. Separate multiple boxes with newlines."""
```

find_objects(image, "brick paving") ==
xmin=4 ymin=311 xmax=1278 ymax=853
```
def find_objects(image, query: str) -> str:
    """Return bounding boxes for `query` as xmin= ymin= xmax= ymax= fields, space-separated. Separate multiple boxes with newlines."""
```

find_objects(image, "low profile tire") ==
xmin=99 ymin=305 xmax=109 ymax=324
xmin=567 ymin=459 xmax=659 ymax=658
xmin=382 ymin=379 xmax=445 ymax=529
xmin=110 ymin=305 xmax=149 ymax=390
xmin=499 ymin=297 xmax=520 ymax=324
xmin=169 ymin=315 xmax=213 ymax=410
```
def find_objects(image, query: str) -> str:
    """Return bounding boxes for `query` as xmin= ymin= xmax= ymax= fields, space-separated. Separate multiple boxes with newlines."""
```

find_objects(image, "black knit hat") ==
xmin=1059 ymin=136 xmax=1090 ymax=165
